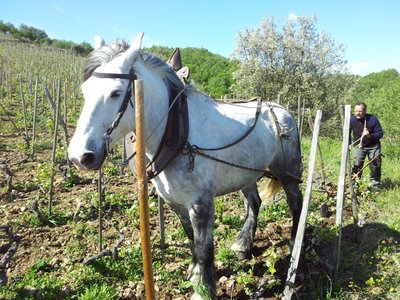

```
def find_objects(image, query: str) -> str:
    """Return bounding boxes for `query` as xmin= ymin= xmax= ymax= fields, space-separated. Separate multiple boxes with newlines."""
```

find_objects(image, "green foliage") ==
xmin=236 ymin=258 xmax=256 ymax=296
xmin=78 ymin=284 xmax=118 ymax=300
xmin=0 ymin=259 xmax=63 ymax=300
xmin=258 ymin=199 xmax=290 ymax=226
xmin=63 ymin=167 xmax=80 ymax=188
xmin=15 ymin=24 xmax=48 ymax=43
xmin=35 ymin=162 xmax=53 ymax=193
xmin=0 ymin=20 xmax=93 ymax=55
xmin=147 ymin=45 xmax=238 ymax=98
xmin=263 ymin=246 xmax=279 ymax=275
xmin=352 ymin=69 xmax=400 ymax=159
xmin=232 ymin=15 xmax=354 ymax=132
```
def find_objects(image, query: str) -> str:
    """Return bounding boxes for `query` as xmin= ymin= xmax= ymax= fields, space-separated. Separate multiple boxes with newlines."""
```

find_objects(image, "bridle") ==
xmin=90 ymin=67 xmax=190 ymax=181
xmin=92 ymin=69 xmax=137 ymax=140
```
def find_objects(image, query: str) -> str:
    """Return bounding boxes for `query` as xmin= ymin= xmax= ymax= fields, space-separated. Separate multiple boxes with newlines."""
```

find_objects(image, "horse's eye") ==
xmin=110 ymin=90 xmax=122 ymax=98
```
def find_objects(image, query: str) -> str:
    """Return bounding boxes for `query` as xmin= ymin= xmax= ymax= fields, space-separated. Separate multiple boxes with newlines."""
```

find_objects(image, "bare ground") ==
xmin=0 ymin=134 xmax=337 ymax=299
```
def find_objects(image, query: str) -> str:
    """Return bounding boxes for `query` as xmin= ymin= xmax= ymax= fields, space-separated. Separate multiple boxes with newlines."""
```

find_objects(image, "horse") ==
xmin=68 ymin=33 xmax=303 ymax=299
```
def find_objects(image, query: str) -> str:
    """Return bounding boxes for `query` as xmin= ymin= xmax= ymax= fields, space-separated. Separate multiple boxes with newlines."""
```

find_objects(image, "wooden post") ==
xmin=308 ymin=111 xmax=326 ymax=187
xmin=134 ymin=79 xmax=155 ymax=300
xmin=31 ymin=75 xmax=39 ymax=156
xmin=49 ymin=80 xmax=62 ymax=215
xmin=283 ymin=110 xmax=322 ymax=299
xmin=19 ymin=76 xmax=29 ymax=148
xmin=98 ymin=168 xmax=103 ymax=252
xmin=297 ymin=95 xmax=301 ymax=131
xmin=333 ymin=104 xmax=351 ymax=274
xmin=347 ymin=154 xmax=358 ymax=224
xmin=158 ymin=196 xmax=166 ymax=249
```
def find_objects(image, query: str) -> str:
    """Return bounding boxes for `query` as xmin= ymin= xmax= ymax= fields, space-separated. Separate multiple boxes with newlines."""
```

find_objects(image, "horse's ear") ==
xmin=176 ymin=66 xmax=190 ymax=81
xmin=94 ymin=35 xmax=105 ymax=49
xmin=167 ymin=48 xmax=182 ymax=71
xmin=121 ymin=32 xmax=144 ymax=69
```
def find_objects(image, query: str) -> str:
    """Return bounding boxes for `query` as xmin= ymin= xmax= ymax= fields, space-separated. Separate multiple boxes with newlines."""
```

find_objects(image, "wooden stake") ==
xmin=98 ymin=168 xmax=103 ymax=252
xmin=134 ymin=79 xmax=155 ymax=300
xmin=19 ymin=76 xmax=29 ymax=147
xmin=49 ymin=80 xmax=62 ymax=215
xmin=283 ymin=110 xmax=322 ymax=299
xmin=334 ymin=104 xmax=351 ymax=274
xmin=31 ymin=75 xmax=39 ymax=155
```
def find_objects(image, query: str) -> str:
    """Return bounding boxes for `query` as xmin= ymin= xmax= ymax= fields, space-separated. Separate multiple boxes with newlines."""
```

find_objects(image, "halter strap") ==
xmin=92 ymin=71 xmax=137 ymax=81
xmin=91 ymin=69 xmax=137 ymax=137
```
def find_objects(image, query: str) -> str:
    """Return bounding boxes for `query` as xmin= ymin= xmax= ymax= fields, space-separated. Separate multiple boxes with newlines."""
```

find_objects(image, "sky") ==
xmin=1 ymin=0 xmax=399 ymax=76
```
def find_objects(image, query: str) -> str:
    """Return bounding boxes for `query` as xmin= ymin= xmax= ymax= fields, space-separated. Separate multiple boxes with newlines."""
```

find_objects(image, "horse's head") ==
xmin=68 ymin=33 xmax=144 ymax=171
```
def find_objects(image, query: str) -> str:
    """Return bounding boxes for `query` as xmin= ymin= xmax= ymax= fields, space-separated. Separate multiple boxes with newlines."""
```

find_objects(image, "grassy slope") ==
xmin=302 ymin=136 xmax=400 ymax=299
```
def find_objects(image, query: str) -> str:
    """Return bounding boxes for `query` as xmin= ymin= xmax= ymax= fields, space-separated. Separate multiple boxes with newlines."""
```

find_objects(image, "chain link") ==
xmin=182 ymin=141 xmax=275 ymax=178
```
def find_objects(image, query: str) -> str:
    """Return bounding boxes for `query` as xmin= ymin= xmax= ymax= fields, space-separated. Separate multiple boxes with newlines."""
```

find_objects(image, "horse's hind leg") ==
xmin=231 ymin=183 xmax=261 ymax=260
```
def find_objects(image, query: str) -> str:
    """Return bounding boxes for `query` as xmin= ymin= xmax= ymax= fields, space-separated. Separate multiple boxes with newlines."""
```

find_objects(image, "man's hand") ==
xmin=363 ymin=128 xmax=370 ymax=136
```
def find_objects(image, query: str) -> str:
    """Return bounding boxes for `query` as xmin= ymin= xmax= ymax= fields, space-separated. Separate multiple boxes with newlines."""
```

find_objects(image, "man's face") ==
xmin=354 ymin=104 xmax=366 ymax=120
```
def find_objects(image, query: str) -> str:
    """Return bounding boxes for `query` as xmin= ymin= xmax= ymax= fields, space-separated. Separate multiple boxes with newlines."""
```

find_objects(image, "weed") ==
xmin=215 ymin=196 xmax=225 ymax=222
xmin=35 ymin=161 xmax=53 ymax=193
xmin=237 ymin=263 xmax=256 ymax=297
xmin=0 ymin=259 xmax=64 ymax=300
xmin=263 ymin=246 xmax=279 ymax=275
xmin=258 ymin=199 xmax=289 ymax=226
xmin=78 ymin=284 xmax=118 ymax=300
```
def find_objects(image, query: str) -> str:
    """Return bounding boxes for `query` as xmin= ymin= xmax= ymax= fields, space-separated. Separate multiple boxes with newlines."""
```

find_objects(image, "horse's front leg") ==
xmin=188 ymin=197 xmax=216 ymax=298
xmin=231 ymin=183 xmax=261 ymax=260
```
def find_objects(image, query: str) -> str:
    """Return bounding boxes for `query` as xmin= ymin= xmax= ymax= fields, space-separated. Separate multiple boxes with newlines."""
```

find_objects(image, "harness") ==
xmin=91 ymin=69 xmax=301 ymax=183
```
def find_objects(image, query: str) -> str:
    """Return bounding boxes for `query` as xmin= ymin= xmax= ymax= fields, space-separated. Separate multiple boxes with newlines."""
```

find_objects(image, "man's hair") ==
xmin=355 ymin=101 xmax=367 ymax=110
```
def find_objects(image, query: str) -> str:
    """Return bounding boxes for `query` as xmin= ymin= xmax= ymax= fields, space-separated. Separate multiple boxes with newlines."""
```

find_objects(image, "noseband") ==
xmin=92 ymin=69 xmax=137 ymax=137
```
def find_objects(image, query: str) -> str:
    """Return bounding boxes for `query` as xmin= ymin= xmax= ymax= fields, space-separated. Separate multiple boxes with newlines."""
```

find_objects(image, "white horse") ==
xmin=68 ymin=33 xmax=303 ymax=298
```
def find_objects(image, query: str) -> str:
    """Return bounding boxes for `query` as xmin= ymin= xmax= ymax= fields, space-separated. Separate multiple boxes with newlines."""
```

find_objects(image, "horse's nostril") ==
xmin=81 ymin=152 xmax=96 ymax=165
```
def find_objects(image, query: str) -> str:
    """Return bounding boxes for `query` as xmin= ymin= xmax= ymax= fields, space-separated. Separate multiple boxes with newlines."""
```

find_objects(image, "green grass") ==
xmin=299 ymin=137 xmax=400 ymax=299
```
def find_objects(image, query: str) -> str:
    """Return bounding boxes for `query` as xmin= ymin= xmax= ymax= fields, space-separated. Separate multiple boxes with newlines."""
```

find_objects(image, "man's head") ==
xmin=354 ymin=102 xmax=367 ymax=120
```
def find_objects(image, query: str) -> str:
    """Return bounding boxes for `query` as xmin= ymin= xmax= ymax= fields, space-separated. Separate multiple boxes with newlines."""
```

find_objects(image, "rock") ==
xmin=218 ymin=275 xmax=228 ymax=283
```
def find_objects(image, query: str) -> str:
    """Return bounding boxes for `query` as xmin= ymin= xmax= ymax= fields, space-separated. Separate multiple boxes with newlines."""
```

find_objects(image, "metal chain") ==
xmin=182 ymin=141 xmax=275 ymax=178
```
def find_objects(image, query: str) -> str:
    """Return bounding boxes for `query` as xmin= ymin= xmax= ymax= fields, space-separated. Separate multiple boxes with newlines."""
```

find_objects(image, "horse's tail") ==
xmin=258 ymin=178 xmax=281 ymax=200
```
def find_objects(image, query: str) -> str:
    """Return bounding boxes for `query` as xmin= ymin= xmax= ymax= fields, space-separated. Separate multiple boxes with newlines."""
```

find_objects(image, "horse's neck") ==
xmin=142 ymin=82 xmax=170 ymax=158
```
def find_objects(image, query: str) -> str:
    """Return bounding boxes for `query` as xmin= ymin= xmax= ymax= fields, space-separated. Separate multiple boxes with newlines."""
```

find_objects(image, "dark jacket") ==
xmin=350 ymin=114 xmax=384 ymax=148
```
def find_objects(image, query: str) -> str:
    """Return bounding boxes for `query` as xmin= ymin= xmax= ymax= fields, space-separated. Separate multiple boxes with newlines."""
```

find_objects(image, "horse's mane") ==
xmin=83 ymin=39 xmax=130 ymax=81
xmin=82 ymin=39 xmax=186 ymax=96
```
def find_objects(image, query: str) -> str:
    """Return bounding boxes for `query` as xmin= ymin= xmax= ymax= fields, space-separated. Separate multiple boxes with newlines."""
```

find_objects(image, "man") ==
xmin=349 ymin=102 xmax=384 ymax=190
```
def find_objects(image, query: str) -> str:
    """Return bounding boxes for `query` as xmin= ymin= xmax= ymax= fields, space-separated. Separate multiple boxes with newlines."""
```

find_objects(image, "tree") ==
xmin=147 ymin=46 xmax=238 ymax=98
xmin=0 ymin=20 xmax=17 ymax=35
xmin=15 ymin=24 xmax=48 ymax=43
xmin=232 ymin=15 xmax=355 ymax=134
xmin=353 ymin=69 xmax=400 ymax=159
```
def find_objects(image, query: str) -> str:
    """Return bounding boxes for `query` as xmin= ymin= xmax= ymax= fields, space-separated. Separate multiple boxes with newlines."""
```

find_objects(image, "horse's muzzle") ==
xmin=68 ymin=147 xmax=106 ymax=171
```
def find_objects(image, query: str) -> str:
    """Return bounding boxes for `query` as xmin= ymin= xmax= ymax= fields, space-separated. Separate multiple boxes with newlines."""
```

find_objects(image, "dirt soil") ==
xmin=0 ymin=134 xmax=335 ymax=299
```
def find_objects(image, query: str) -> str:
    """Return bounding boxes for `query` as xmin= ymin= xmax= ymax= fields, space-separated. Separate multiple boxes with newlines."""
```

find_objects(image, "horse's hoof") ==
xmin=187 ymin=263 xmax=200 ymax=281
xmin=234 ymin=250 xmax=249 ymax=261
xmin=191 ymin=293 xmax=205 ymax=300
xmin=231 ymin=243 xmax=250 ymax=260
